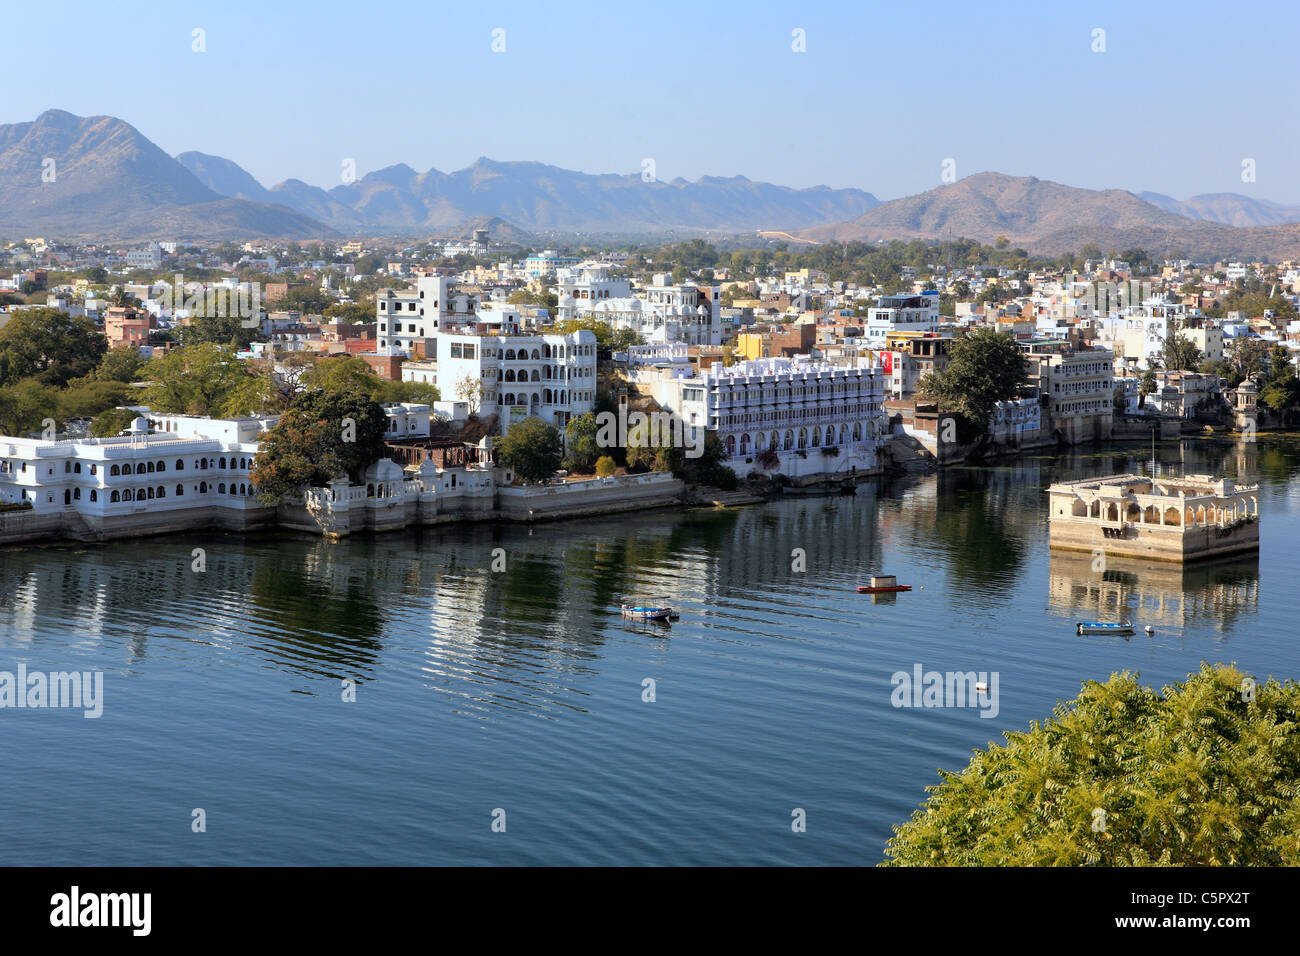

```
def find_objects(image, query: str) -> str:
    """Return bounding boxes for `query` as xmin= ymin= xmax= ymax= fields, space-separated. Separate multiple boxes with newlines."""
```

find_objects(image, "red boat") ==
xmin=856 ymin=575 xmax=911 ymax=594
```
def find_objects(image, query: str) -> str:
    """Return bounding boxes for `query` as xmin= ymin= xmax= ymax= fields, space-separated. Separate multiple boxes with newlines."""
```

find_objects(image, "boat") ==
xmin=622 ymin=604 xmax=674 ymax=621
xmin=856 ymin=575 xmax=912 ymax=594
xmin=1076 ymin=620 xmax=1135 ymax=635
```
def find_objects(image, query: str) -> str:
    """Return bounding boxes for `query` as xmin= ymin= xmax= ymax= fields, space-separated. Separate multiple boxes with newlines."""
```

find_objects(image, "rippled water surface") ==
xmin=2 ymin=436 xmax=1298 ymax=864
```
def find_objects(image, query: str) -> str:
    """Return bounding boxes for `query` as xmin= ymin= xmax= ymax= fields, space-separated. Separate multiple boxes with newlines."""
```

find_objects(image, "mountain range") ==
xmin=7 ymin=110 xmax=1300 ymax=259
xmin=0 ymin=110 xmax=878 ymax=240
xmin=801 ymin=172 xmax=1300 ymax=260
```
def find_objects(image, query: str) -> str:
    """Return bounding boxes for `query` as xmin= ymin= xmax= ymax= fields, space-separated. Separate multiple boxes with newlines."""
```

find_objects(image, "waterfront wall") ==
xmin=0 ymin=470 xmax=687 ymax=546
xmin=1049 ymin=516 xmax=1259 ymax=562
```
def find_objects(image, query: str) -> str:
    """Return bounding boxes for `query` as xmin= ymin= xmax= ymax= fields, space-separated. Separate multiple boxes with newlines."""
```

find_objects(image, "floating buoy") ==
xmin=1144 ymin=625 xmax=1154 ymax=635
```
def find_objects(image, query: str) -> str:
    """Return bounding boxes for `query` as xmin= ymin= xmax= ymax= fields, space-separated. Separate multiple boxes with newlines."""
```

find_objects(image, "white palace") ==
xmin=638 ymin=356 xmax=890 ymax=482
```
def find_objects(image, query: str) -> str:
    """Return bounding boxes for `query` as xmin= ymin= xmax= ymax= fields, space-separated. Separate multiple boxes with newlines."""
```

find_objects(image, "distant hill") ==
xmin=1137 ymin=191 xmax=1300 ymax=228
xmin=183 ymin=154 xmax=881 ymax=235
xmin=0 ymin=110 xmax=331 ymax=240
xmin=803 ymin=172 xmax=1300 ymax=260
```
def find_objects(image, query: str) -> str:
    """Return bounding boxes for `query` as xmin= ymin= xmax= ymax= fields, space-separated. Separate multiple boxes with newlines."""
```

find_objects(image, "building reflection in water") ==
xmin=1047 ymin=549 xmax=1260 ymax=635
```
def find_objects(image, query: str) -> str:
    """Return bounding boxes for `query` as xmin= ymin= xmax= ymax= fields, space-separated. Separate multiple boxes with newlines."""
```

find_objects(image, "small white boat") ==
xmin=1077 ymin=620 xmax=1135 ymax=635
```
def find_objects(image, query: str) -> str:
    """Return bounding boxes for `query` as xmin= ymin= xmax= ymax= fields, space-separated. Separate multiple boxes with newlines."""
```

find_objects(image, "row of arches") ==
xmin=1074 ymin=496 xmax=1260 ymax=527
xmin=107 ymin=456 xmax=253 ymax=477
xmin=727 ymin=423 xmax=867 ymax=456
xmin=101 ymin=482 xmax=254 ymax=503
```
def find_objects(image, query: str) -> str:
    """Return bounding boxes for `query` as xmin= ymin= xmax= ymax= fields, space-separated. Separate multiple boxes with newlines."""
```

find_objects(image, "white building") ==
xmin=376 ymin=277 xmax=477 ymax=354
xmin=585 ymin=274 xmax=723 ymax=346
xmin=125 ymin=242 xmax=163 ymax=271
xmin=866 ymin=292 xmax=940 ymax=343
xmin=555 ymin=265 xmax=632 ymax=322
xmin=432 ymin=327 xmax=599 ymax=433
xmin=640 ymin=356 xmax=889 ymax=480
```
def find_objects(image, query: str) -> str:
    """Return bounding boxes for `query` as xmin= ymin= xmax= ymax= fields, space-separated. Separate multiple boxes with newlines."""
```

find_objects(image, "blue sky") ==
xmin=8 ymin=0 xmax=1296 ymax=201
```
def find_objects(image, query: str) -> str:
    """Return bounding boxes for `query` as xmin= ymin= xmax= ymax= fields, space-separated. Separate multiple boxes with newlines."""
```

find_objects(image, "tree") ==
xmin=1138 ymin=368 xmax=1157 ymax=408
xmin=57 ymin=378 xmax=132 ymax=420
xmin=141 ymin=343 xmax=269 ymax=417
xmin=181 ymin=312 xmax=260 ymax=351
xmin=0 ymin=308 xmax=107 ymax=387
xmin=453 ymin=373 xmax=484 ymax=412
xmin=250 ymin=389 xmax=388 ymax=502
xmin=595 ymin=455 xmax=616 ymax=477
xmin=1158 ymin=321 xmax=1202 ymax=372
xmin=302 ymin=356 xmax=383 ymax=396
xmin=0 ymin=379 xmax=59 ymax=436
xmin=917 ymin=329 xmax=1029 ymax=435
xmin=884 ymin=664 xmax=1300 ymax=866
xmin=498 ymin=417 xmax=562 ymax=483
xmin=95 ymin=347 xmax=147 ymax=383
xmin=552 ymin=317 xmax=637 ymax=351
xmin=563 ymin=412 xmax=601 ymax=472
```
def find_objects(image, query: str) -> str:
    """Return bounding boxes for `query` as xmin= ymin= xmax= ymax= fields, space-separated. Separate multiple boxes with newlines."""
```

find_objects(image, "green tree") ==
xmin=884 ymin=664 xmax=1300 ymax=866
xmin=917 ymin=329 xmax=1029 ymax=435
xmin=594 ymin=455 xmax=616 ymax=477
xmin=302 ymin=356 xmax=384 ymax=397
xmin=563 ymin=412 xmax=601 ymax=472
xmin=95 ymin=346 xmax=148 ymax=383
xmin=250 ymin=389 xmax=389 ymax=502
xmin=498 ymin=417 xmax=562 ymax=483
xmin=141 ymin=343 xmax=269 ymax=417
xmin=0 ymin=379 xmax=59 ymax=436
xmin=0 ymin=308 xmax=108 ymax=387
xmin=181 ymin=312 xmax=260 ymax=351
xmin=57 ymin=379 xmax=132 ymax=420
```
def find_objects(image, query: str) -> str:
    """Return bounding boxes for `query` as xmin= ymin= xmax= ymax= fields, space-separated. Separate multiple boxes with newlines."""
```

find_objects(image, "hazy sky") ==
xmin=8 ymin=0 xmax=1296 ymax=201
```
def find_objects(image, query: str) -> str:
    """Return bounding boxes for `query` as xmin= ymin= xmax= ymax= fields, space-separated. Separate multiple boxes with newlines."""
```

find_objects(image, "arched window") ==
xmin=240 ymin=484 xmax=247 ymax=495
xmin=229 ymin=485 xmax=237 ymax=496
xmin=531 ymin=370 xmax=540 ymax=382
xmin=200 ymin=482 xmax=208 ymax=494
xmin=157 ymin=486 xmax=165 ymax=498
xmin=110 ymin=491 xmax=120 ymax=503
xmin=176 ymin=484 xmax=184 ymax=496
xmin=122 ymin=463 xmax=133 ymax=475
xmin=74 ymin=462 xmax=82 ymax=474
xmin=122 ymin=490 xmax=133 ymax=502
xmin=220 ymin=457 xmax=227 ymax=469
xmin=366 ymin=484 xmax=375 ymax=497
xmin=110 ymin=465 xmax=120 ymax=476
xmin=505 ymin=349 xmax=516 ymax=360
xmin=74 ymin=488 xmax=81 ymax=500
xmin=531 ymin=349 xmax=540 ymax=360
xmin=90 ymin=489 xmax=97 ymax=502
xmin=146 ymin=461 xmax=155 ymax=473
xmin=64 ymin=489 xmax=71 ymax=505
xmin=505 ymin=369 xmax=516 ymax=382
xmin=218 ymin=483 xmax=226 ymax=494
xmin=145 ymin=487 xmax=153 ymax=499
xmin=176 ymin=460 xmax=185 ymax=470
xmin=157 ymin=461 xmax=165 ymax=472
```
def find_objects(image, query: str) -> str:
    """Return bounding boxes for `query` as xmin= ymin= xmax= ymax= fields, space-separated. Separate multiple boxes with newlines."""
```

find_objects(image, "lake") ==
xmin=2 ymin=435 xmax=1297 ymax=865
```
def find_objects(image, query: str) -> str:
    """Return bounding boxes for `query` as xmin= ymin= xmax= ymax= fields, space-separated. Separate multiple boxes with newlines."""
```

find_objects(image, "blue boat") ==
xmin=622 ymin=604 xmax=674 ymax=622
xmin=1077 ymin=620 xmax=1134 ymax=635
